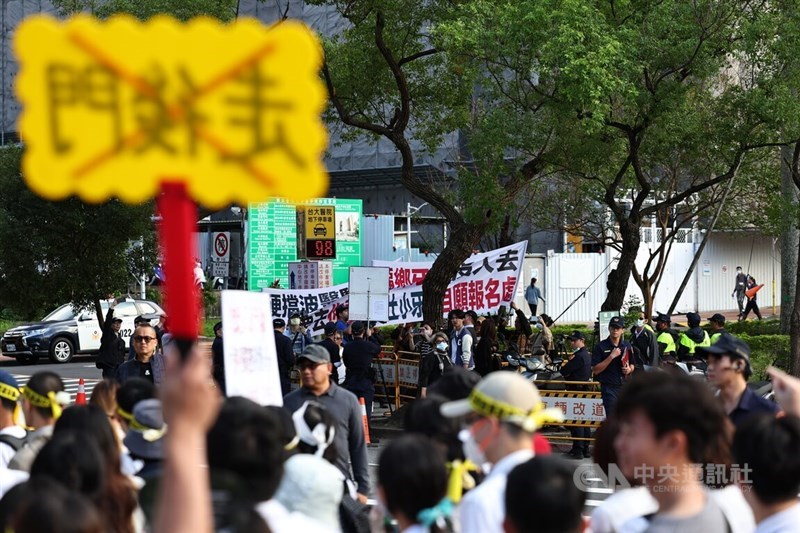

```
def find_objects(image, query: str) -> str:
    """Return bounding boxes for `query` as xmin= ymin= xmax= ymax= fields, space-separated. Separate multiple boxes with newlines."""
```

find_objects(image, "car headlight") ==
xmin=25 ymin=329 xmax=48 ymax=337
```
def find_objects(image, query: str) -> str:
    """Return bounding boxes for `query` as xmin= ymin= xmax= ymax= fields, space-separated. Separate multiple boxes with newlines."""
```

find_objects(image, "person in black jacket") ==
xmin=418 ymin=331 xmax=452 ymax=397
xmin=96 ymin=302 xmax=126 ymax=378
xmin=560 ymin=331 xmax=592 ymax=459
xmin=211 ymin=322 xmax=225 ymax=395
xmin=342 ymin=321 xmax=380 ymax=423
xmin=473 ymin=318 xmax=498 ymax=377
xmin=273 ymin=318 xmax=295 ymax=396
xmin=508 ymin=301 xmax=533 ymax=354
xmin=316 ymin=322 xmax=341 ymax=384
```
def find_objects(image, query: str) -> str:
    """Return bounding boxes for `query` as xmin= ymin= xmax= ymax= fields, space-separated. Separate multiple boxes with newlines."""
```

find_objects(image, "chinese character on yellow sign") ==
xmin=14 ymin=15 xmax=328 ymax=209
xmin=305 ymin=206 xmax=335 ymax=239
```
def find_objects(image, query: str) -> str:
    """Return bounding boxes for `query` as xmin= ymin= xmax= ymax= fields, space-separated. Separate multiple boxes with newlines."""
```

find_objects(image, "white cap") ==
xmin=274 ymin=454 xmax=344 ymax=528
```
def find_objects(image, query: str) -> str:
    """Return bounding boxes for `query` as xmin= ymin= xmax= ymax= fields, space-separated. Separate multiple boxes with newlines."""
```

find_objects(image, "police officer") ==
xmin=561 ymin=331 xmax=592 ymax=459
xmin=591 ymin=316 xmax=634 ymax=416
xmin=707 ymin=313 xmax=727 ymax=344
xmin=653 ymin=313 xmax=678 ymax=363
xmin=342 ymin=321 xmax=380 ymax=424
xmin=677 ymin=312 xmax=710 ymax=361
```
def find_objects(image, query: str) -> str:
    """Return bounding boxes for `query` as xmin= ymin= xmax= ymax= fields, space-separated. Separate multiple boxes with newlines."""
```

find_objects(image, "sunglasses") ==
xmin=133 ymin=335 xmax=155 ymax=343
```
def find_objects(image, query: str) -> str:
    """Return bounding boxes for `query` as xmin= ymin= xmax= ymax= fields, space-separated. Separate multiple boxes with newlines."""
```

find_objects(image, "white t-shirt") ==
xmin=0 ymin=425 xmax=28 ymax=469
xmin=256 ymin=498 xmax=338 ymax=533
xmin=458 ymin=449 xmax=533 ymax=533
xmin=755 ymin=501 xmax=800 ymax=533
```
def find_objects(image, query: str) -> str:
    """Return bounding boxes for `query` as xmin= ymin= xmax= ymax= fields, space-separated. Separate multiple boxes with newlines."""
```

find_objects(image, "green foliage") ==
xmin=0 ymin=146 xmax=157 ymax=321
xmin=722 ymin=319 xmax=781 ymax=336
xmin=53 ymin=0 xmax=237 ymax=21
xmin=738 ymin=334 xmax=790 ymax=380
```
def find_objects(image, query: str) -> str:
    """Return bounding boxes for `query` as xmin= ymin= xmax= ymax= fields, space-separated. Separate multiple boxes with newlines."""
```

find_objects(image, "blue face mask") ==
xmin=436 ymin=342 xmax=448 ymax=352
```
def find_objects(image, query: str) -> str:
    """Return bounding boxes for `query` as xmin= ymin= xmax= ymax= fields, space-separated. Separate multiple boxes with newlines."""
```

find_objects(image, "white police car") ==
xmin=1 ymin=298 xmax=164 ymax=364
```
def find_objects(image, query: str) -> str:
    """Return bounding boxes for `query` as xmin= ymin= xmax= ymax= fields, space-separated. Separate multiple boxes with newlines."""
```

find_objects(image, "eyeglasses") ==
xmin=334 ymin=336 xmax=343 ymax=341
xmin=133 ymin=335 xmax=155 ymax=343
xmin=299 ymin=361 xmax=325 ymax=370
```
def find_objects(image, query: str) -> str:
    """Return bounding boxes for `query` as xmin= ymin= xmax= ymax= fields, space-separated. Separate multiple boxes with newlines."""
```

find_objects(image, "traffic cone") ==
xmin=359 ymin=397 xmax=371 ymax=444
xmin=75 ymin=378 xmax=86 ymax=405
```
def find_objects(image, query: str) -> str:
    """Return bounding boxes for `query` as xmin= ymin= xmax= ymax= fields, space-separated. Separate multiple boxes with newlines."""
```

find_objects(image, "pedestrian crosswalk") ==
xmin=11 ymin=374 xmax=101 ymax=404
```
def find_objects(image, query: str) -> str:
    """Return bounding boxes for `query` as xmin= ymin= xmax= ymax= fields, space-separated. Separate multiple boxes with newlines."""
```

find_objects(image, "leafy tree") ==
xmin=53 ymin=0 xmax=237 ymax=21
xmin=438 ymin=0 xmax=800 ymax=313
xmin=0 ymin=146 xmax=156 ymax=326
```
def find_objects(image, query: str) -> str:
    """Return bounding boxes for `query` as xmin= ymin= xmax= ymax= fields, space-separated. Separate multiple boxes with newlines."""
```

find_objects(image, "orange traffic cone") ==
xmin=75 ymin=378 xmax=86 ymax=405
xmin=359 ymin=397 xmax=371 ymax=444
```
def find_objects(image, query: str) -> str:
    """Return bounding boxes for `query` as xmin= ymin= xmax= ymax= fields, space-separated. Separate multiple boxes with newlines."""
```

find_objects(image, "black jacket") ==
xmin=317 ymin=338 xmax=341 ymax=383
xmin=96 ymin=308 xmax=125 ymax=371
xmin=212 ymin=336 xmax=225 ymax=395
xmin=274 ymin=330 xmax=295 ymax=396
xmin=561 ymin=347 xmax=592 ymax=382
xmin=473 ymin=338 xmax=497 ymax=377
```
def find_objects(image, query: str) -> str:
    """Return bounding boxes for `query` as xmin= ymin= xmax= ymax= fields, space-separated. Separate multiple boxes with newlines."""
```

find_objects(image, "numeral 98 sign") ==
xmin=306 ymin=238 xmax=336 ymax=259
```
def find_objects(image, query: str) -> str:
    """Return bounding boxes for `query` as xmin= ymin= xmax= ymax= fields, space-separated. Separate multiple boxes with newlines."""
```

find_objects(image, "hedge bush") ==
xmin=736 ymin=333 xmax=789 ymax=380
xmin=722 ymin=319 xmax=781 ymax=336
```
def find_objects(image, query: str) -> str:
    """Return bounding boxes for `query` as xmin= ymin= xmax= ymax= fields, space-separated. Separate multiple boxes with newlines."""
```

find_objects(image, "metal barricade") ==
xmin=537 ymin=380 xmax=605 ymax=444
xmin=396 ymin=350 xmax=421 ymax=406
xmin=371 ymin=348 xmax=422 ymax=409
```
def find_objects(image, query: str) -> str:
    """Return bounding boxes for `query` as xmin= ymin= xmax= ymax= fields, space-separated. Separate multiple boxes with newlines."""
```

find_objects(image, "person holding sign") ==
xmin=283 ymin=344 xmax=371 ymax=503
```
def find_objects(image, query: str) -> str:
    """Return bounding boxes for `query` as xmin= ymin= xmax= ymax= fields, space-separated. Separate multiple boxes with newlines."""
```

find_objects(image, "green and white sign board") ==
xmin=248 ymin=198 xmax=362 ymax=291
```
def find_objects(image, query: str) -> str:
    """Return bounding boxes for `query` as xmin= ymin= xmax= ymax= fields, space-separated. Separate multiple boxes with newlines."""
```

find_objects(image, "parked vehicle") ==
xmin=1 ymin=298 xmax=164 ymax=365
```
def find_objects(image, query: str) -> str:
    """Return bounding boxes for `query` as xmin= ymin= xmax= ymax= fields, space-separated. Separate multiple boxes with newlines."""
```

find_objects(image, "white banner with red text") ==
xmin=264 ymin=241 xmax=527 ymax=336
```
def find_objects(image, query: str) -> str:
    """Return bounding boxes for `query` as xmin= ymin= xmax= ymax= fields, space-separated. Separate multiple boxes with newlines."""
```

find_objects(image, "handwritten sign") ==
xmin=15 ymin=15 xmax=327 ymax=208
xmin=222 ymin=290 xmax=283 ymax=406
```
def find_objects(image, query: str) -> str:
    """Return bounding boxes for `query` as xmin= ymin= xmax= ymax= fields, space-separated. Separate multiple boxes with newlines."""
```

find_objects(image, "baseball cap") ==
xmin=608 ymin=316 xmax=625 ymax=329
xmin=111 ymin=317 xmax=123 ymax=324
xmin=0 ymin=370 xmax=20 ymax=402
xmin=123 ymin=399 xmax=166 ymax=460
xmin=686 ymin=312 xmax=701 ymax=326
xmin=273 ymin=318 xmax=286 ymax=328
xmin=653 ymin=313 xmax=671 ymax=324
xmin=323 ymin=322 xmax=337 ymax=336
xmin=297 ymin=344 xmax=331 ymax=365
xmin=134 ymin=315 xmax=148 ymax=325
xmin=440 ymin=372 xmax=564 ymax=432
xmin=707 ymin=313 xmax=726 ymax=324
xmin=698 ymin=335 xmax=751 ymax=361
xmin=350 ymin=321 xmax=365 ymax=335
xmin=567 ymin=331 xmax=585 ymax=341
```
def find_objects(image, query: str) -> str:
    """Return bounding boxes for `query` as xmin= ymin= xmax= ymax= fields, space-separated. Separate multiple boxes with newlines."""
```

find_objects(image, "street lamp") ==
xmin=406 ymin=202 xmax=428 ymax=261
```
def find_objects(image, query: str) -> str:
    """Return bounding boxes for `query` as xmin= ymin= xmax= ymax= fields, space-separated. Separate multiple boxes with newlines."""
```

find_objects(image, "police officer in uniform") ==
xmin=591 ymin=316 xmax=634 ymax=416
xmin=677 ymin=312 xmax=711 ymax=362
xmin=707 ymin=313 xmax=727 ymax=344
xmin=654 ymin=313 xmax=678 ymax=364
xmin=561 ymin=331 xmax=592 ymax=458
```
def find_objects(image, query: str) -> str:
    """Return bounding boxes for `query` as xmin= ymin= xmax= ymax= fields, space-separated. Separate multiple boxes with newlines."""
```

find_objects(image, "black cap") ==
xmin=273 ymin=318 xmax=286 ymax=328
xmin=111 ymin=317 xmax=123 ymax=323
xmin=351 ymin=321 xmax=365 ymax=335
xmin=707 ymin=313 xmax=726 ymax=324
xmin=134 ymin=315 xmax=148 ymax=325
xmin=686 ymin=312 xmax=701 ymax=326
xmin=654 ymin=313 xmax=671 ymax=324
xmin=698 ymin=335 xmax=750 ymax=361
xmin=567 ymin=330 xmax=585 ymax=341
xmin=324 ymin=322 xmax=337 ymax=336
xmin=297 ymin=345 xmax=331 ymax=364
xmin=608 ymin=316 xmax=625 ymax=329
xmin=213 ymin=321 xmax=222 ymax=333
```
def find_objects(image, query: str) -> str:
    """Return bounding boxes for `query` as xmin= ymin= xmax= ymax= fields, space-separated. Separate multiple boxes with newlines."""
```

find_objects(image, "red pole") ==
xmin=156 ymin=180 xmax=199 ymax=357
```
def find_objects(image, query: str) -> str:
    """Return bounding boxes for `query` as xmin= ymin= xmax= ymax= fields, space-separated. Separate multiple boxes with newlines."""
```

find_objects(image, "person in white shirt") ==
xmin=440 ymin=371 xmax=563 ymax=533
xmin=0 ymin=370 xmax=26 ymax=469
xmin=732 ymin=413 xmax=800 ymax=533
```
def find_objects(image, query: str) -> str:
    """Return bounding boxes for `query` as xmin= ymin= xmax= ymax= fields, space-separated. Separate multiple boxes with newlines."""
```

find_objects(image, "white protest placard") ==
xmin=349 ymin=266 xmax=390 ymax=322
xmin=222 ymin=290 xmax=283 ymax=406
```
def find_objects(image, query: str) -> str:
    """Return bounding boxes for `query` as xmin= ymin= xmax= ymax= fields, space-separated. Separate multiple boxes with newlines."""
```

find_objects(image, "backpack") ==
xmin=0 ymin=431 xmax=29 ymax=452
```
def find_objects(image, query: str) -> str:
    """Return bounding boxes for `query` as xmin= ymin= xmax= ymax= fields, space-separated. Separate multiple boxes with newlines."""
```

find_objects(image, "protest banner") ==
xmin=265 ymin=241 xmax=527 ymax=336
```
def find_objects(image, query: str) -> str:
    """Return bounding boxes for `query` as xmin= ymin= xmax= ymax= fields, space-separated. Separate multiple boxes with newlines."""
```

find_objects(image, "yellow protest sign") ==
xmin=15 ymin=15 xmax=328 ymax=208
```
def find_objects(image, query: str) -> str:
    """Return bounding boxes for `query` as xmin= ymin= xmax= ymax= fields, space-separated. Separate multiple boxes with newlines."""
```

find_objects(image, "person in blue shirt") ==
xmin=591 ymin=316 xmax=634 ymax=417
xmin=524 ymin=278 xmax=545 ymax=317
xmin=702 ymin=335 xmax=777 ymax=429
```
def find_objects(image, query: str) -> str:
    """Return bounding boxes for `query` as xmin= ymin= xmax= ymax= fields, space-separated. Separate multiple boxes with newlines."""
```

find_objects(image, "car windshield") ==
xmin=42 ymin=304 xmax=78 ymax=322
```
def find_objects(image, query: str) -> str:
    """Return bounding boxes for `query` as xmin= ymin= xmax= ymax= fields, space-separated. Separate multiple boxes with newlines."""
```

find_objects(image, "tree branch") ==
xmin=398 ymin=48 xmax=438 ymax=67
xmin=321 ymin=61 xmax=391 ymax=137
xmin=374 ymin=11 xmax=411 ymax=132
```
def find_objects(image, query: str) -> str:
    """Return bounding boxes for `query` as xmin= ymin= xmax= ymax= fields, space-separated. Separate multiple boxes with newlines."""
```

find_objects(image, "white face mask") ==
xmin=459 ymin=429 xmax=487 ymax=466
xmin=436 ymin=341 xmax=448 ymax=352
xmin=636 ymin=319 xmax=645 ymax=328
xmin=535 ymin=323 xmax=543 ymax=330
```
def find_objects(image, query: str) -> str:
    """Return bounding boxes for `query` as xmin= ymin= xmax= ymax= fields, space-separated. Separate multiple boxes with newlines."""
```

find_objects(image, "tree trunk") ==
xmin=422 ymin=222 xmax=487 ymax=328
xmin=790 ymin=235 xmax=800 ymax=376
xmin=781 ymin=144 xmax=799 ymax=334
xmin=602 ymin=220 xmax=641 ymax=311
